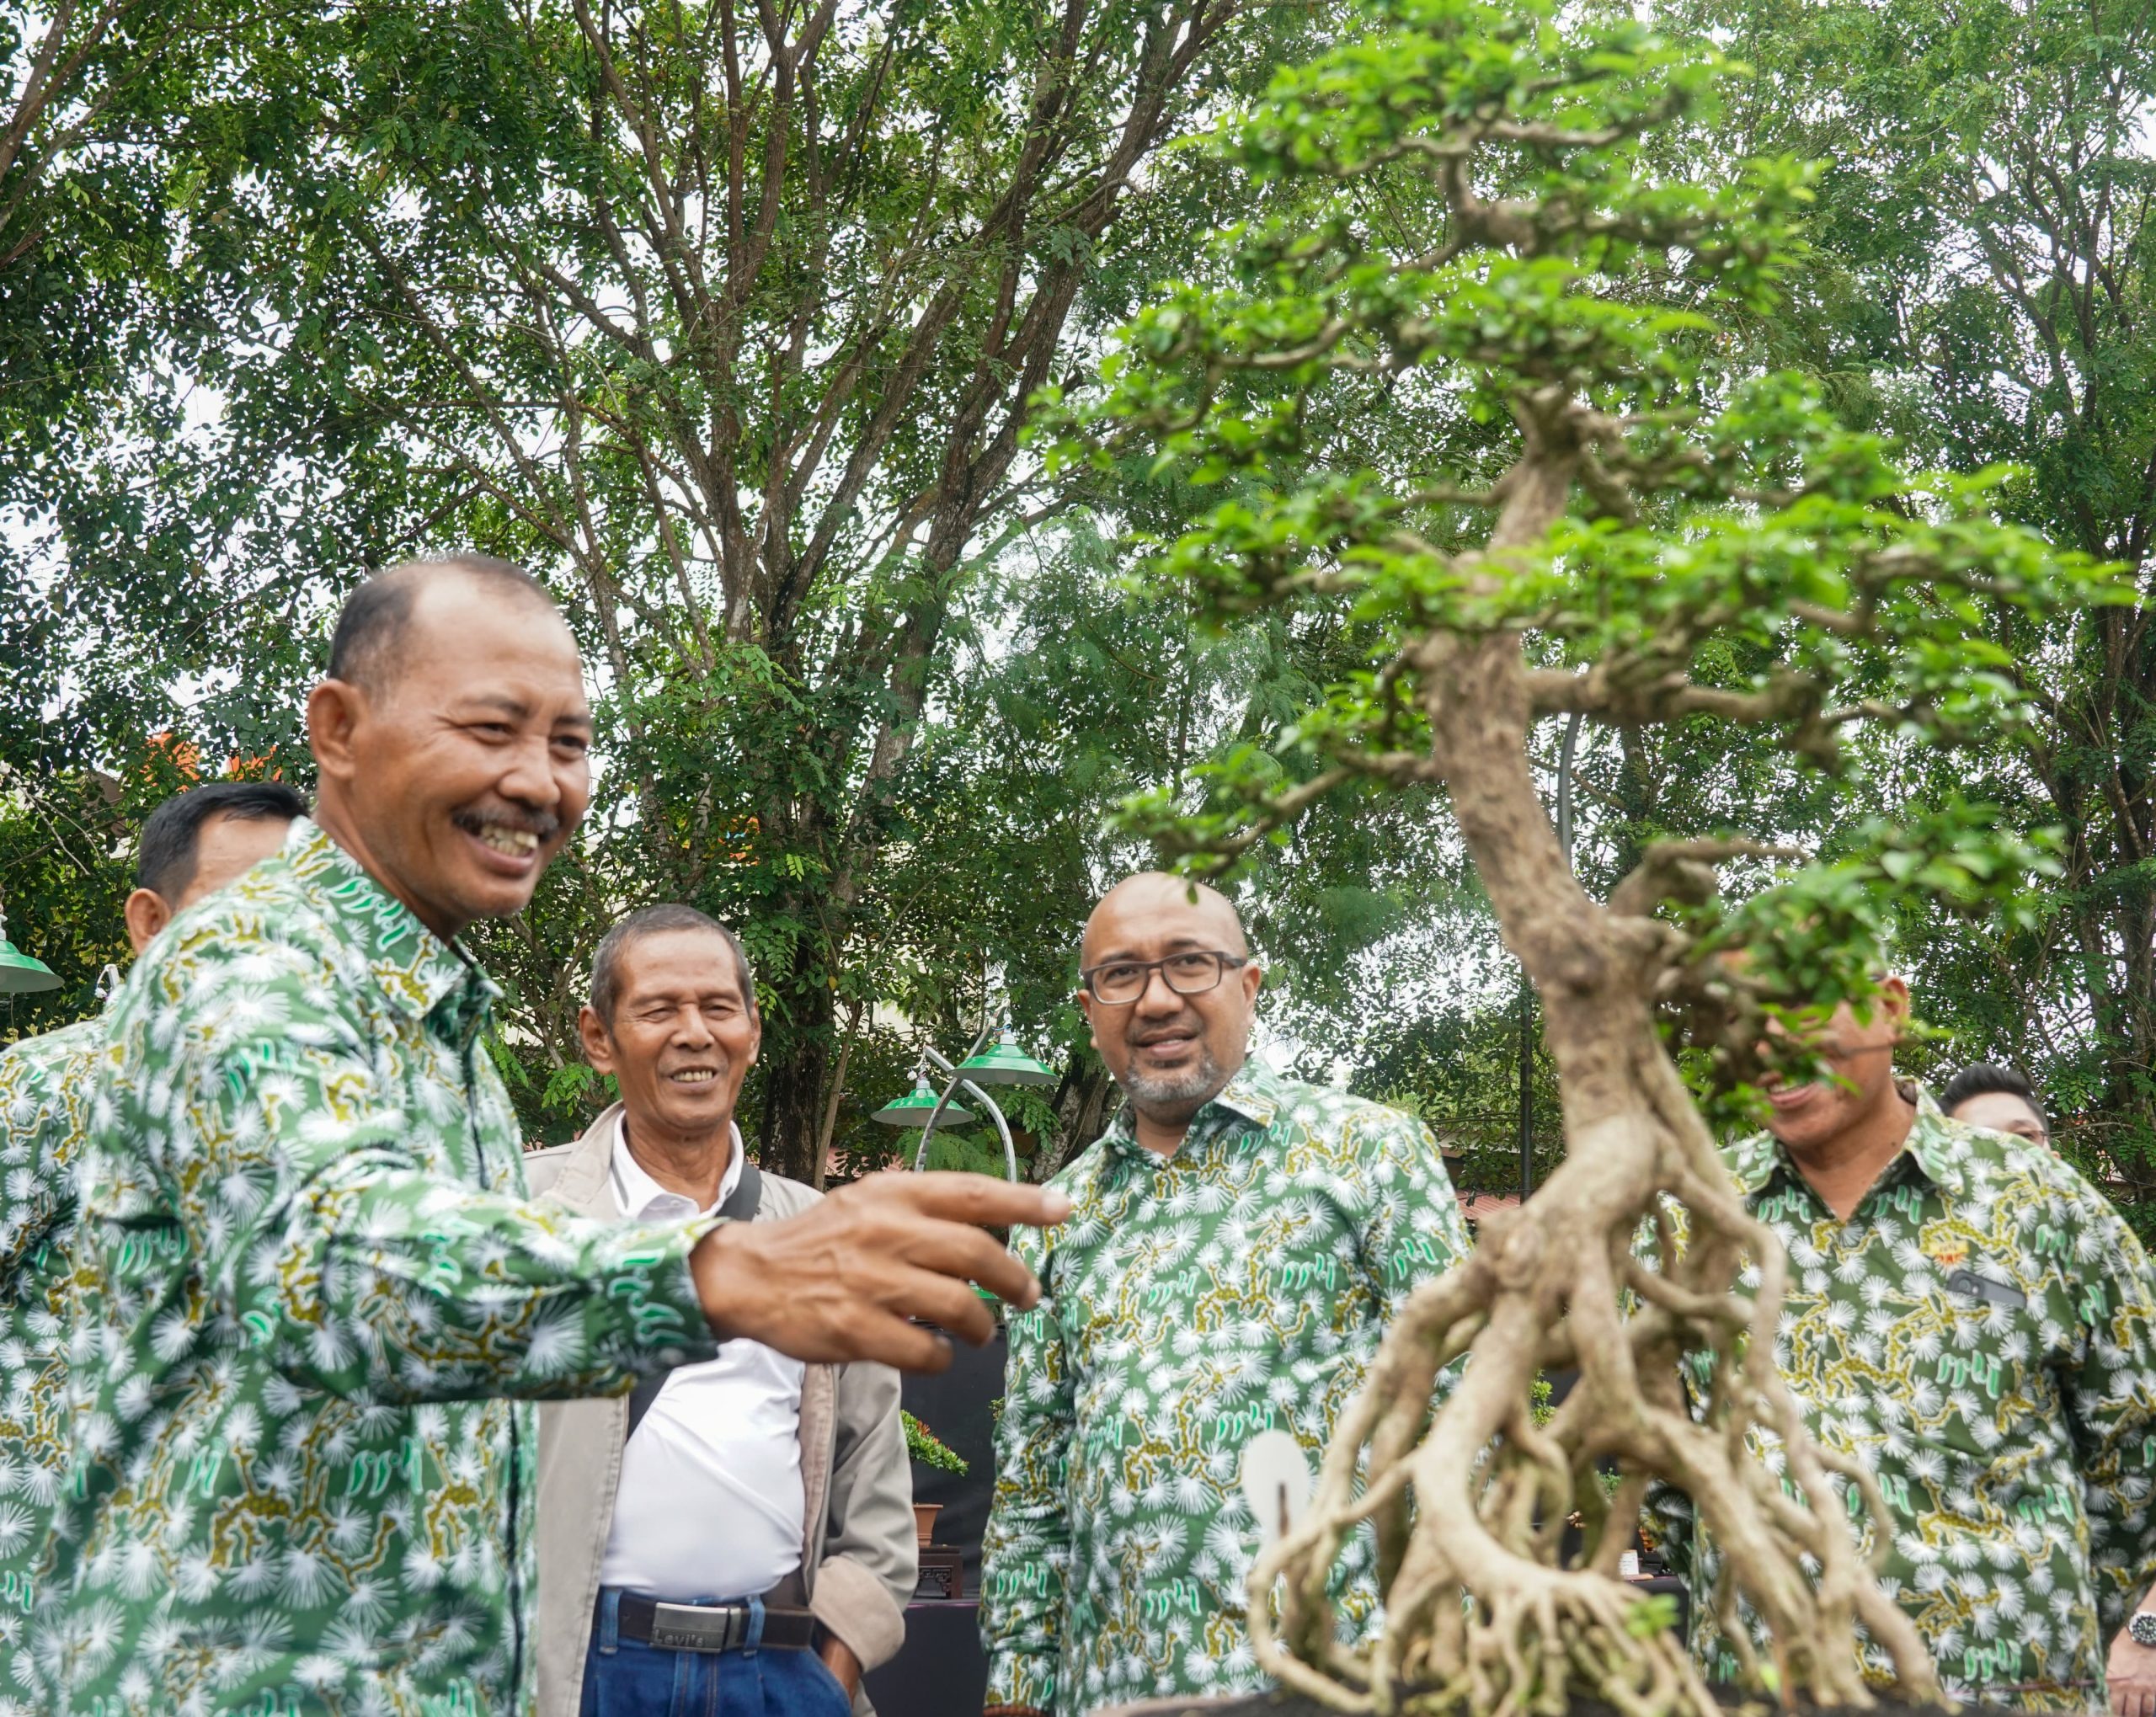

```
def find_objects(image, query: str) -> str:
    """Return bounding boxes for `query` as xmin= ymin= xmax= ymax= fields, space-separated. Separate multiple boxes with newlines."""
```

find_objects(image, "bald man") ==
xmin=47 ymin=557 xmax=1065 ymax=1717
xmin=980 ymin=874 xmax=1474 ymax=1715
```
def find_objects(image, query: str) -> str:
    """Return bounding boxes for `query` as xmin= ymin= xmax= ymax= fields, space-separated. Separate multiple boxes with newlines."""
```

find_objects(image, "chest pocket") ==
xmin=1896 ymin=1261 xmax=2050 ymax=1463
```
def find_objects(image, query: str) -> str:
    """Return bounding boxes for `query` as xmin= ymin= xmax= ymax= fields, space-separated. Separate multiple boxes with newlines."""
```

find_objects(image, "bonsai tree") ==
xmin=1053 ymin=0 xmax=2122 ymax=1711
xmin=902 ymin=1410 xmax=969 ymax=1477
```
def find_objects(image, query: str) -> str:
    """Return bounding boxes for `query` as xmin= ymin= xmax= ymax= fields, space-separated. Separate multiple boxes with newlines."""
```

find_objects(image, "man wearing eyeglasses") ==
xmin=980 ymin=873 xmax=1473 ymax=1716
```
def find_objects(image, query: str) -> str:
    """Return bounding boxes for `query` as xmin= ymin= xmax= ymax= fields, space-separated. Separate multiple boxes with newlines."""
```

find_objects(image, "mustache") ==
xmin=1132 ymin=1020 xmax=1203 ymax=1044
xmin=451 ymin=808 xmax=564 ymax=840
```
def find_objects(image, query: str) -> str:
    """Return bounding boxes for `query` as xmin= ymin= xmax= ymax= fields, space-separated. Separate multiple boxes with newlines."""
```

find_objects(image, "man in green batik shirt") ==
xmin=1648 ymin=976 xmax=2156 ymax=1716
xmin=0 ymin=779 xmax=301 ymax=1717
xmin=980 ymin=875 xmax=1473 ymax=1717
xmin=45 ymin=557 xmax=1065 ymax=1717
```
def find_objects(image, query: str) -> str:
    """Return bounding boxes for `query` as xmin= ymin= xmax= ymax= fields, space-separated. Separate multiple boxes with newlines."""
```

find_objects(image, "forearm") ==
xmin=818 ymin=1637 xmax=862 ymax=1699
xmin=2073 ymin=1246 xmax=2156 ymax=1635
xmin=257 ymin=1153 xmax=719 ymax=1401
xmin=981 ymin=1576 xmax=1065 ymax=1715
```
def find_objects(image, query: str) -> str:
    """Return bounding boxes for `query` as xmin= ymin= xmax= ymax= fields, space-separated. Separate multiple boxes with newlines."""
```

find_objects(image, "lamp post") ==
xmin=873 ymin=1017 xmax=1060 ymax=1181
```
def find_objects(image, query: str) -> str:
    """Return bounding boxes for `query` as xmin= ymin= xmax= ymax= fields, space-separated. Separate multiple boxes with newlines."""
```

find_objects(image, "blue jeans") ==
xmin=581 ymin=1592 xmax=855 ymax=1717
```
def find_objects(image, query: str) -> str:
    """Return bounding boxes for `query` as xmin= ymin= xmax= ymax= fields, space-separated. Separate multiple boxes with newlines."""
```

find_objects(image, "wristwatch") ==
xmin=2129 ymin=1613 xmax=2156 ymax=1648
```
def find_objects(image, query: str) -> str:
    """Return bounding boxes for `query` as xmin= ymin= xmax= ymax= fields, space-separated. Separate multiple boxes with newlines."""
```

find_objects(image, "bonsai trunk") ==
xmin=1244 ymin=418 xmax=1941 ymax=1716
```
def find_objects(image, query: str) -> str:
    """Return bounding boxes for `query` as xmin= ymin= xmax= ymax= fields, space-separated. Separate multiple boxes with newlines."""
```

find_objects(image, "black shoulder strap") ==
xmin=719 ymin=1157 xmax=764 ymax=1224
xmin=625 ymin=1158 xmax=763 ymax=1442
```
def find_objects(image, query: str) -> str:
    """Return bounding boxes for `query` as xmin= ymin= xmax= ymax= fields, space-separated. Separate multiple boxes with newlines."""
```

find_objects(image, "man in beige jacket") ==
xmin=529 ymin=904 xmax=917 ymax=1717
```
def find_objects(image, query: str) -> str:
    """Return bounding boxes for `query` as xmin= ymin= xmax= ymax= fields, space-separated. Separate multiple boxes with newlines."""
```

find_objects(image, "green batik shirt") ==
xmin=42 ymin=820 xmax=722 ymax=1717
xmin=1649 ymin=1090 xmax=2156 ymax=1711
xmin=981 ymin=1064 xmax=1473 ymax=1716
xmin=0 ymin=1014 xmax=104 ymax=1715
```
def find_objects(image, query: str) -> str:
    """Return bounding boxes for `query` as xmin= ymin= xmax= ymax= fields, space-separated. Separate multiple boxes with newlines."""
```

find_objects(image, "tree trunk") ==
xmin=755 ymin=941 xmax=835 ymax=1183
xmin=1035 ymin=1051 xmax=1117 ymax=1181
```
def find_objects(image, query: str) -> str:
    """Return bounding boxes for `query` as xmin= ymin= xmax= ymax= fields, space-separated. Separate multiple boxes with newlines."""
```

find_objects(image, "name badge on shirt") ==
xmin=1945 ymin=1269 xmax=2025 ymax=1311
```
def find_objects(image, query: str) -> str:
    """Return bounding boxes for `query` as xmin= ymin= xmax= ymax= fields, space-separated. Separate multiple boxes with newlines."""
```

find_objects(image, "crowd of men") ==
xmin=0 ymin=552 xmax=2150 ymax=1717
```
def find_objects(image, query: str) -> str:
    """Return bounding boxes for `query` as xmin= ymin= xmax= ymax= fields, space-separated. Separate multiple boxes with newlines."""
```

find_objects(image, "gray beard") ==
xmin=1120 ymin=1044 xmax=1229 ymax=1112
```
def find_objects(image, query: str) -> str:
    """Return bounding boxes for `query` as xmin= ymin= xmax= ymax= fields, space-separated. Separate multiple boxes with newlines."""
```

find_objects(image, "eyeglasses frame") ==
xmin=1078 ymin=949 xmax=1250 ymax=1005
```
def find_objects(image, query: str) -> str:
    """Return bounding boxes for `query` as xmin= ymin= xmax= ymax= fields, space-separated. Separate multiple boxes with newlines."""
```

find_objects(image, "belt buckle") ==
xmin=649 ymin=1602 xmax=746 ymax=1653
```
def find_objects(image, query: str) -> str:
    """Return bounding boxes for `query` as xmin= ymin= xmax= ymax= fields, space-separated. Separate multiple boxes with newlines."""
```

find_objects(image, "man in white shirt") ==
xmin=527 ymin=904 xmax=917 ymax=1717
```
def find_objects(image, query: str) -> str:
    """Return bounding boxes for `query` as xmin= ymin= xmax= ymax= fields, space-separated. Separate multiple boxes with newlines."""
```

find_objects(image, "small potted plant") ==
xmin=901 ymin=1410 xmax=967 ymax=1544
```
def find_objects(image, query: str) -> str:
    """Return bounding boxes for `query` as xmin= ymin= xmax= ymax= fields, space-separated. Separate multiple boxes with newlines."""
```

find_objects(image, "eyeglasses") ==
xmin=1080 ymin=950 xmax=1248 ymax=1006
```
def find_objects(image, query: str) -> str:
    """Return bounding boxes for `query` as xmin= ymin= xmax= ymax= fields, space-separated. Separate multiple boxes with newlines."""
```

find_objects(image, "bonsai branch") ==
xmin=1607 ymin=837 xmax=1807 ymax=919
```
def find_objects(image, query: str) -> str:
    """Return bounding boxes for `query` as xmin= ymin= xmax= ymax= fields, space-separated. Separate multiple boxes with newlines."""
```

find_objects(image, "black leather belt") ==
xmin=608 ymin=1591 xmax=824 ymax=1654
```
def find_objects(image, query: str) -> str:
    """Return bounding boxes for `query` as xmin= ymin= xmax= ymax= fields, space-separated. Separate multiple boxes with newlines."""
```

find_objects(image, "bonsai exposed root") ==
xmin=1242 ymin=1110 xmax=1942 ymax=1717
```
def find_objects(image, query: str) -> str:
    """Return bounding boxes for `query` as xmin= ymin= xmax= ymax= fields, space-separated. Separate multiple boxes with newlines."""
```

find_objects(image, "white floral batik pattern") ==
xmin=981 ymin=1064 xmax=1473 ymax=1715
xmin=44 ymin=819 xmax=720 ymax=1716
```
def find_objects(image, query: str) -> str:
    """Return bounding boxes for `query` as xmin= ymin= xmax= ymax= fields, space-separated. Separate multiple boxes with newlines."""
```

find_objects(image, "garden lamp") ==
xmin=954 ymin=1024 xmax=1059 ymax=1088
xmin=872 ymin=1073 xmax=975 ymax=1130
xmin=0 ymin=899 xmax=60 ymax=994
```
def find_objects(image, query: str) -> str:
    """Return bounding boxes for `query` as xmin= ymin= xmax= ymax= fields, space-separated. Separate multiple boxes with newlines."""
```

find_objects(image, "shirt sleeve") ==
xmin=0 ymin=1026 xmax=101 ymax=1287
xmin=1345 ymin=1112 xmax=1483 ymax=1423
xmin=1355 ymin=1110 xmax=1475 ymax=1389
xmin=97 ymin=925 xmax=718 ymax=1405
xmin=979 ymin=1216 xmax=1073 ymax=1715
xmin=2062 ymin=1182 xmax=2156 ymax=1633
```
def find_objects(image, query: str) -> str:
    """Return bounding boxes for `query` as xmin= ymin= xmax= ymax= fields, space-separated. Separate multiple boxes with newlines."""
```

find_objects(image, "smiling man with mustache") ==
xmin=47 ymin=557 xmax=1065 ymax=1717
xmin=524 ymin=906 xmax=916 ymax=1717
xmin=980 ymin=873 xmax=1473 ymax=1715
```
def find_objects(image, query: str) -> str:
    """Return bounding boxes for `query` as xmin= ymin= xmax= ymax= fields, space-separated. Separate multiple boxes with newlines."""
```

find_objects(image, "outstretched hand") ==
xmin=688 ymin=1170 xmax=1069 ymax=1370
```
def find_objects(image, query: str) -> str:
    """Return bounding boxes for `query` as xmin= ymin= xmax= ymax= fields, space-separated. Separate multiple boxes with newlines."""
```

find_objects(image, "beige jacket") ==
xmin=527 ymin=1106 xmax=917 ymax=1717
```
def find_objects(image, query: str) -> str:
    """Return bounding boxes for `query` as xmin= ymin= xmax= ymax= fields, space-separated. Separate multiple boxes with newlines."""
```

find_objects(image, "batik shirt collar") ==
xmin=1095 ymin=1057 xmax=1284 ymax=1160
xmin=281 ymin=816 xmax=499 ymax=1042
xmin=1723 ymin=1085 xmax=1970 ymax=1203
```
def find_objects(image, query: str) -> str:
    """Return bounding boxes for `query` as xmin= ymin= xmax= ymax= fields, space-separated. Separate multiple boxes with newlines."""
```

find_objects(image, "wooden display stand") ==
xmin=914 ymin=1543 xmax=964 ymax=1602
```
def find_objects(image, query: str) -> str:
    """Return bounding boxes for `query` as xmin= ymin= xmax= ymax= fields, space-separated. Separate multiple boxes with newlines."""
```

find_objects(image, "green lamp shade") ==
xmin=0 ymin=934 xmax=59 ymax=994
xmin=872 ymin=1076 xmax=975 ymax=1128
xmin=956 ymin=1031 xmax=1059 ymax=1087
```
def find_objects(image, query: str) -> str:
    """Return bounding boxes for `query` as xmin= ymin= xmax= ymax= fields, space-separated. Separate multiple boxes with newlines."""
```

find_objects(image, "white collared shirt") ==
xmin=596 ymin=1115 xmax=808 ymax=1601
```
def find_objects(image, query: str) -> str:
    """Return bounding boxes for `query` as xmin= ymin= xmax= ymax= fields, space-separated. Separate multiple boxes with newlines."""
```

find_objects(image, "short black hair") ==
xmin=136 ymin=781 xmax=308 ymax=900
xmin=1940 ymin=1061 xmax=2046 ymax=1126
xmin=328 ymin=556 xmax=556 ymax=692
xmin=590 ymin=904 xmax=758 ymax=1028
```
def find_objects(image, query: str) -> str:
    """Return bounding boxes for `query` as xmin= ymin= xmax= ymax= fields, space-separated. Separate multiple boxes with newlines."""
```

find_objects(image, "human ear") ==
xmin=122 ymin=889 xmax=171 ymax=956
xmin=306 ymin=680 xmax=368 ymax=783
xmin=579 ymin=1005 xmax=617 ymax=1075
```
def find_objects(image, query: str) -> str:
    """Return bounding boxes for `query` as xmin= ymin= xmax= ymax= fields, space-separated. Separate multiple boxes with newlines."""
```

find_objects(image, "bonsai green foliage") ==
xmin=1054 ymin=0 xmax=2122 ymax=1712
xmin=900 ymin=1410 xmax=969 ymax=1477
